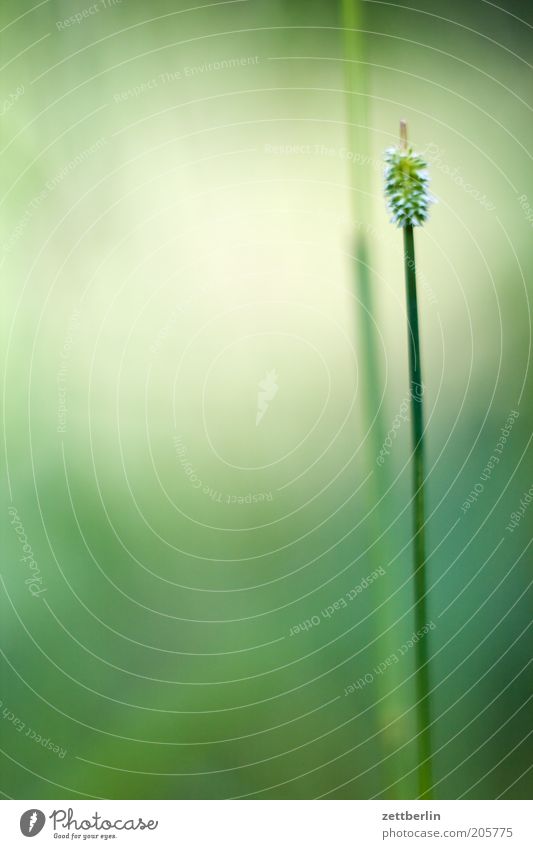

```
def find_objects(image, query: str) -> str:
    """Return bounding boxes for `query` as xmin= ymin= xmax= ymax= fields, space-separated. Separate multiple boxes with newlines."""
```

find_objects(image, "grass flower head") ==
xmin=384 ymin=145 xmax=433 ymax=228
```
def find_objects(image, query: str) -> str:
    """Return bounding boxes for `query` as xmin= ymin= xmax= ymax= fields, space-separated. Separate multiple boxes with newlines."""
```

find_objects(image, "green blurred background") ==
xmin=1 ymin=0 xmax=532 ymax=799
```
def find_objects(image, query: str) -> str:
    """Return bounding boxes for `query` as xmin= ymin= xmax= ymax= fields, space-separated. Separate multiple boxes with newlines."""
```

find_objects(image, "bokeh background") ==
xmin=1 ymin=0 xmax=532 ymax=800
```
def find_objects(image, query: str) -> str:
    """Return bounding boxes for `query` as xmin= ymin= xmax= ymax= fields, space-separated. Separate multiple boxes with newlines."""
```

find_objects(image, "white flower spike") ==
xmin=384 ymin=122 xmax=434 ymax=228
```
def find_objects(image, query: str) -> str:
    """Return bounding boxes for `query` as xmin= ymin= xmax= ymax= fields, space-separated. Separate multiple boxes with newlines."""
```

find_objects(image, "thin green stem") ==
xmin=403 ymin=224 xmax=432 ymax=800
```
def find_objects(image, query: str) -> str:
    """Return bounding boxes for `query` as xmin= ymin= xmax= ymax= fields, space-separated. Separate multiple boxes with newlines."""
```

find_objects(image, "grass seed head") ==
xmin=384 ymin=146 xmax=433 ymax=227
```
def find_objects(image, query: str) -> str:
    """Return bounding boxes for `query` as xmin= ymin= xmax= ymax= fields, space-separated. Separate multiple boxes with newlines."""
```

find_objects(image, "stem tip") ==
xmin=400 ymin=120 xmax=408 ymax=150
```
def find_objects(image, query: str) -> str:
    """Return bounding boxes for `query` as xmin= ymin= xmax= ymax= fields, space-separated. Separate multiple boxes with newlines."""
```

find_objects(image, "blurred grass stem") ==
xmin=341 ymin=0 xmax=411 ymax=799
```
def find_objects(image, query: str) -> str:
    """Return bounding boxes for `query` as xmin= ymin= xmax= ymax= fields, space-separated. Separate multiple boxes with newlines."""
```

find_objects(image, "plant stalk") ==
xmin=402 ymin=223 xmax=432 ymax=799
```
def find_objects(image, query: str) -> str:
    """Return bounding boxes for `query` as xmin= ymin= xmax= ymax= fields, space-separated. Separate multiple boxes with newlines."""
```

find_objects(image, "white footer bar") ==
xmin=0 ymin=799 xmax=530 ymax=848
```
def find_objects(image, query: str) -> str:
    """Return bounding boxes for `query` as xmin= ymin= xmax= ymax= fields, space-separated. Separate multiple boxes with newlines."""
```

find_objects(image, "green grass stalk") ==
xmin=403 ymin=222 xmax=432 ymax=799
xmin=384 ymin=120 xmax=434 ymax=798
